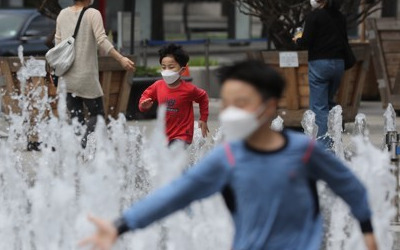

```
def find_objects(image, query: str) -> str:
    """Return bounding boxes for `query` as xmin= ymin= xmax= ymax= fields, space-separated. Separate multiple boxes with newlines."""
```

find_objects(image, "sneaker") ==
xmin=27 ymin=141 xmax=41 ymax=151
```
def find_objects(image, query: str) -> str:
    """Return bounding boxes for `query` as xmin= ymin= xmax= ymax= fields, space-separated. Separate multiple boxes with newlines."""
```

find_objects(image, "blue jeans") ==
xmin=308 ymin=59 xmax=344 ymax=145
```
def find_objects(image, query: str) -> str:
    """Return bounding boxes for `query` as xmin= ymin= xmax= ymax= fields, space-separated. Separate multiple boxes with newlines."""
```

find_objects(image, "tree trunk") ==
xmin=268 ymin=20 xmax=297 ymax=51
xmin=151 ymin=0 xmax=164 ymax=40
xmin=381 ymin=0 xmax=397 ymax=17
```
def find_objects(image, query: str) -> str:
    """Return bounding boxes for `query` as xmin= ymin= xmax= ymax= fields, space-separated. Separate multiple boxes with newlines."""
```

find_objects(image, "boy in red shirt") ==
xmin=139 ymin=44 xmax=209 ymax=145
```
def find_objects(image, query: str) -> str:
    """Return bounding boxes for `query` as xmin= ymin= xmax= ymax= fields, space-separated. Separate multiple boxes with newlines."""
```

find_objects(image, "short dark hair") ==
xmin=218 ymin=60 xmax=286 ymax=100
xmin=158 ymin=43 xmax=189 ymax=67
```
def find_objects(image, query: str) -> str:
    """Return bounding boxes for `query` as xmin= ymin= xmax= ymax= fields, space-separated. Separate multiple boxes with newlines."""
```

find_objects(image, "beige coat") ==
xmin=55 ymin=7 xmax=113 ymax=98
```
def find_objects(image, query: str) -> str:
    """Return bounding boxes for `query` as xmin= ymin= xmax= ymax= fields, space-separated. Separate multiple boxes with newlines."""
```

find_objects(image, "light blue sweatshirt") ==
xmin=122 ymin=130 xmax=372 ymax=250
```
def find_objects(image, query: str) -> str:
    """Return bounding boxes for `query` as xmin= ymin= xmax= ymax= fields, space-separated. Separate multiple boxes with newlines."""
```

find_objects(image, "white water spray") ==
xmin=271 ymin=115 xmax=284 ymax=131
xmin=0 ymin=51 xmax=396 ymax=249
xmin=384 ymin=104 xmax=397 ymax=133
xmin=301 ymin=109 xmax=318 ymax=138
xmin=328 ymin=105 xmax=344 ymax=159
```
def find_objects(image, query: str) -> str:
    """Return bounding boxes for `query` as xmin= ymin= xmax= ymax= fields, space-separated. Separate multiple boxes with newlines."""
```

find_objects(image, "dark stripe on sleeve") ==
xmin=222 ymin=184 xmax=236 ymax=214
xmin=114 ymin=217 xmax=130 ymax=236
xmin=308 ymin=179 xmax=320 ymax=218
xmin=360 ymin=219 xmax=374 ymax=233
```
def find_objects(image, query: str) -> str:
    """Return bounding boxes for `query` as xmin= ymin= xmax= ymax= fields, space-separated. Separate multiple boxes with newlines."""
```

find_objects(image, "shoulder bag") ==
xmin=45 ymin=7 xmax=88 ymax=76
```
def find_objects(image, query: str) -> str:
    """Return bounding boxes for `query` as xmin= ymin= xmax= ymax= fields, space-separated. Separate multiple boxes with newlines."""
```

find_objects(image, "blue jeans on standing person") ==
xmin=308 ymin=59 xmax=344 ymax=148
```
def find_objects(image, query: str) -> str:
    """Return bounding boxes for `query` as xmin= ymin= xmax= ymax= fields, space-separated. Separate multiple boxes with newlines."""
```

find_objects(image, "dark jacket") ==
xmin=296 ymin=7 xmax=347 ymax=61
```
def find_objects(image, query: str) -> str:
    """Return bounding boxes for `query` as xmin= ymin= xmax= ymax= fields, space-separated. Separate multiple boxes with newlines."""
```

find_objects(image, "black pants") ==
xmin=66 ymin=93 xmax=105 ymax=148
xmin=168 ymin=139 xmax=189 ymax=149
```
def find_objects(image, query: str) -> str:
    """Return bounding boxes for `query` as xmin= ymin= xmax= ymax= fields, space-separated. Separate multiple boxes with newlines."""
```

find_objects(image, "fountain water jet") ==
xmin=353 ymin=113 xmax=368 ymax=137
xmin=325 ymin=134 xmax=395 ymax=250
xmin=0 ymin=51 xmax=396 ymax=249
xmin=301 ymin=110 xmax=318 ymax=138
xmin=271 ymin=115 xmax=284 ymax=131
xmin=328 ymin=105 xmax=344 ymax=159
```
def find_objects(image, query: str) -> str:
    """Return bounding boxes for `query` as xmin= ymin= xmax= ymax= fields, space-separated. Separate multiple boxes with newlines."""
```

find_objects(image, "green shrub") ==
xmin=189 ymin=57 xmax=219 ymax=67
xmin=134 ymin=66 xmax=160 ymax=77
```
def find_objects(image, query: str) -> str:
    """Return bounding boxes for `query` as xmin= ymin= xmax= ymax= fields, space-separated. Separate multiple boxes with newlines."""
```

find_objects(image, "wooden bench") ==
xmin=247 ymin=43 xmax=370 ymax=127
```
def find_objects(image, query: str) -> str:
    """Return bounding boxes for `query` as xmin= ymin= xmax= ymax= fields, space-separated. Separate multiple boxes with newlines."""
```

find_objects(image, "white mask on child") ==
xmin=219 ymin=106 xmax=266 ymax=141
xmin=310 ymin=0 xmax=321 ymax=9
xmin=161 ymin=69 xmax=181 ymax=85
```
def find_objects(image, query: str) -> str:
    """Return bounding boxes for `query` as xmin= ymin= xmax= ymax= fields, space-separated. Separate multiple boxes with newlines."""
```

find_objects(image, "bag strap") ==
xmin=302 ymin=139 xmax=316 ymax=164
xmin=224 ymin=143 xmax=235 ymax=167
xmin=72 ymin=7 xmax=88 ymax=39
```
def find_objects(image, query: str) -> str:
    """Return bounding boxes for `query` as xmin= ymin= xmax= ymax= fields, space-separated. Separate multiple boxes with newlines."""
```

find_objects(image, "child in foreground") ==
xmin=139 ymin=43 xmax=209 ymax=145
xmin=80 ymin=60 xmax=377 ymax=250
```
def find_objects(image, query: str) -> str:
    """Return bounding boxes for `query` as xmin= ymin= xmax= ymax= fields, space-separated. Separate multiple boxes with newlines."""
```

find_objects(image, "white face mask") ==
xmin=161 ymin=69 xmax=181 ymax=85
xmin=219 ymin=106 xmax=266 ymax=141
xmin=89 ymin=0 xmax=94 ymax=5
xmin=310 ymin=0 xmax=321 ymax=9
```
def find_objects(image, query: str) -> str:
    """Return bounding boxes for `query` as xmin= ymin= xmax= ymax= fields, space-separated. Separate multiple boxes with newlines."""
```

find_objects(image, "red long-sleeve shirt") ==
xmin=139 ymin=80 xmax=209 ymax=144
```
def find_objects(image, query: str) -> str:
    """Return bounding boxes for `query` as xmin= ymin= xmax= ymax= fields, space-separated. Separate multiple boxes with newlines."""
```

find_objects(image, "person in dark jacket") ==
xmin=294 ymin=0 xmax=347 ymax=147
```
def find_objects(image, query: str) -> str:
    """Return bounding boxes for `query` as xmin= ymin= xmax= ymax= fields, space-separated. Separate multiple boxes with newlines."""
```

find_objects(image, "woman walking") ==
xmin=55 ymin=0 xmax=135 ymax=148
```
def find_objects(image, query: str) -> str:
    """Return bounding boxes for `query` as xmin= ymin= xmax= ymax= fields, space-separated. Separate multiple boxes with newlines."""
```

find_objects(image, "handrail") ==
xmin=138 ymin=38 xmax=268 ymax=94
xmin=144 ymin=38 xmax=267 ymax=47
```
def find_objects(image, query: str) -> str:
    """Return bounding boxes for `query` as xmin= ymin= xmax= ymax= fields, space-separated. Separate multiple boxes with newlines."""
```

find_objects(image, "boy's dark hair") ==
xmin=218 ymin=60 xmax=286 ymax=100
xmin=158 ymin=43 xmax=189 ymax=67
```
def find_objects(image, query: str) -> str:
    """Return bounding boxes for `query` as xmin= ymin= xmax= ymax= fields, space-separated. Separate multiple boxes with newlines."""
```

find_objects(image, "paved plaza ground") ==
xmin=128 ymin=100 xmax=395 ymax=148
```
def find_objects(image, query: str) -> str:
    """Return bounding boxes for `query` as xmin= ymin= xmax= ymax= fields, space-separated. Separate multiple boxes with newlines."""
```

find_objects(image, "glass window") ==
xmin=25 ymin=16 xmax=55 ymax=37
xmin=0 ymin=14 xmax=26 ymax=39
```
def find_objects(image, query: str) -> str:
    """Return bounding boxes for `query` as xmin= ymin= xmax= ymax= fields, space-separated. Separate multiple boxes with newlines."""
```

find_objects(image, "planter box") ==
xmin=362 ymin=58 xmax=380 ymax=101
xmin=189 ymin=66 xmax=220 ymax=98
xmin=127 ymin=76 xmax=160 ymax=120
xmin=366 ymin=18 xmax=400 ymax=109
xmin=0 ymin=57 xmax=56 ymax=117
xmin=0 ymin=56 xmax=134 ymax=119
xmin=98 ymin=56 xmax=135 ymax=118
xmin=247 ymin=43 xmax=370 ymax=127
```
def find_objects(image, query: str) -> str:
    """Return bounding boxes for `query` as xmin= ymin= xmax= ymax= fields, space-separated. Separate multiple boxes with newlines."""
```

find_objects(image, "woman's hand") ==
xmin=109 ymin=48 xmax=135 ymax=71
xmin=198 ymin=120 xmax=209 ymax=138
xmin=119 ymin=56 xmax=135 ymax=71
xmin=79 ymin=215 xmax=118 ymax=250
xmin=140 ymin=98 xmax=154 ymax=110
